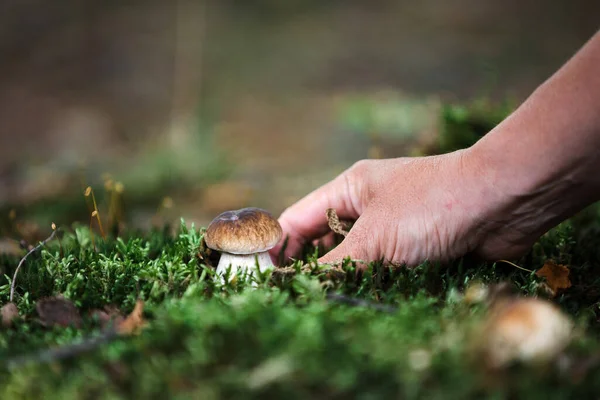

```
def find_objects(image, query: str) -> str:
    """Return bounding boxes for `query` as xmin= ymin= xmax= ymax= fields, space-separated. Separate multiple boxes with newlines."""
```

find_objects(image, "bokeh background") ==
xmin=0 ymin=0 xmax=598 ymax=239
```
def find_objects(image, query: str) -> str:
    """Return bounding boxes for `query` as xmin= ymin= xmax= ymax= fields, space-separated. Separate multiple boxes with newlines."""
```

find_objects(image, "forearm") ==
xmin=469 ymin=30 xmax=600 ymax=235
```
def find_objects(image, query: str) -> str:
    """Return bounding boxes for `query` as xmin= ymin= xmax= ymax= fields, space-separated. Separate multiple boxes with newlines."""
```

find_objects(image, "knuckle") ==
xmin=347 ymin=159 xmax=372 ymax=178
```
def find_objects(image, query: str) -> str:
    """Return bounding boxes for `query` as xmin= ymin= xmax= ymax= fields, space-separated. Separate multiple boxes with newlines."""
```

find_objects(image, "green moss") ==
xmin=0 ymin=213 xmax=600 ymax=398
xmin=438 ymin=98 xmax=513 ymax=154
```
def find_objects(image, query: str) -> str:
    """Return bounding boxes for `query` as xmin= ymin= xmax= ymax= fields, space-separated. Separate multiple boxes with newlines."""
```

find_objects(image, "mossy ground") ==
xmin=1 ymin=212 xmax=600 ymax=399
xmin=2 ymin=100 xmax=600 ymax=398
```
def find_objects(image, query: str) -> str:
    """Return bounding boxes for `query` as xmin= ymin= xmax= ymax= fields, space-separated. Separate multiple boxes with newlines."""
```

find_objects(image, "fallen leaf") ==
xmin=536 ymin=261 xmax=571 ymax=295
xmin=36 ymin=296 xmax=82 ymax=328
xmin=1 ymin=302 xmax=19 ymax=328
xmin=115 ymin=299 xmax=146 ymax=335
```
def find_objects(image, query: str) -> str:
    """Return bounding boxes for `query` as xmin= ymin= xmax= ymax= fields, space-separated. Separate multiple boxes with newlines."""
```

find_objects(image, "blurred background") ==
xmin=0 ymin=0 xmax=598 ymax=240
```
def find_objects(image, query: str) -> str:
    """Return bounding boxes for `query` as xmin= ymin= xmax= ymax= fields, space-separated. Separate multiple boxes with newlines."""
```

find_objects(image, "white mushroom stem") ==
xmin=216 ymin=251 xmax=275 ymax=282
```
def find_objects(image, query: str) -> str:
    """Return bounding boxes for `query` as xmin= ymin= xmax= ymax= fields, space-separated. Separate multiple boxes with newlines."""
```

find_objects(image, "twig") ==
xmin=496 ymin=259 xmax=534 ymax=274
xmin=10 ymin=230 xmax=58 ymax=303
xmin=325 ymin=293 xmax=397 ymax=314
xmin=6 ymin=328 xmax=119 ymax=369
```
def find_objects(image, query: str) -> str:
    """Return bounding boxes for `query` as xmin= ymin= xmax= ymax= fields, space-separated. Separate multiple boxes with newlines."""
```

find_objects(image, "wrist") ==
xmin=465 ymin=120 xmax=599 ymax=246
xmin=454 ymin=145 xmax=517 ymax=235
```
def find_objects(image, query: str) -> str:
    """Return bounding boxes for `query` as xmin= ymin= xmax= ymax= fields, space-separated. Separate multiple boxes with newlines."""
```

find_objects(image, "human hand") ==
xmin=270 ymin=31 xmax=600 ymax=267
xmin=270 ymin=148 xmax=535 ymax=267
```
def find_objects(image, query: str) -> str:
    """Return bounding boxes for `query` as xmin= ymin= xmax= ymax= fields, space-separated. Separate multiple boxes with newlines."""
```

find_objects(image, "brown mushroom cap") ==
xmin=204 ymin=207 xmax=283 ymax=254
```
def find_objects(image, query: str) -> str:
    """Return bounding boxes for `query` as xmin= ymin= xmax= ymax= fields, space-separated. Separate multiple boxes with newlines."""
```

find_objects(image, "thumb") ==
xmin=273 ymin=161 xmax=369 ymax=261
xmin=317 ymin=218 xmax=372 ymax=266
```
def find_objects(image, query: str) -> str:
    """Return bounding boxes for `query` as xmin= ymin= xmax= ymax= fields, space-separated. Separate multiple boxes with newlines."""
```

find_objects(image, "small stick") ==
xmin=6 ymin=328 xmax=119 ymax=368
xmin=325 ymin=293 xmax=397 ymax=314
xmin=496 ymin=259 xmax=534 ymax=274
xmin=91 ymin=193 xmax=106 ymax=239
xmin=51 ymin=222 xmax=63 ymax=258
xmin=85 ymin=186 xmax=106 ymax=239
xmin=10 ymin=229 xmax=58 ymax=302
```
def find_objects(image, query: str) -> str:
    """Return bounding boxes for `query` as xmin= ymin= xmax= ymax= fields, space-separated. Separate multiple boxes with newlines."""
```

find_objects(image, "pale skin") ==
xmin=270 ymin=30 xmax=600 ymax=267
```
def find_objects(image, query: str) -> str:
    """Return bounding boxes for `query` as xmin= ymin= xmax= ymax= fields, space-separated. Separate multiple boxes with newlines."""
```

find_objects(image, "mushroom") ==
xmin=479 ymin=297 xmax=573 ymax=369
xmin=204 ymin=207 xmax=282 ymax=283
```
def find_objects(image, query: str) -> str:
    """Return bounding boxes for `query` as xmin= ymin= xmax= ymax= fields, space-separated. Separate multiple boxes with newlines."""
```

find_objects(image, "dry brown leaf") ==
xmin=36 ymin=296 xmax=82 ymax=328
xmin=1 ymin=302 xmax=19 ymax=328
xmin=115 ymin=299 xmax=147 ymax=335
xmin=535 ymin=261 xmax=572 ymax=295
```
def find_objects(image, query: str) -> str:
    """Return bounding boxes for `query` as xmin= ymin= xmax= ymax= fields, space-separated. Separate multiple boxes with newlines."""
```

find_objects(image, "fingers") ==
xmin=271 ymin=165 xmax=366 ymax=260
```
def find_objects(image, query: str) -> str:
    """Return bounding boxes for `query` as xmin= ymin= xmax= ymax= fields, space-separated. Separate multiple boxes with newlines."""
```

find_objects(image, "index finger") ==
xmin=271 ymin=169 xmax=364 ymax=261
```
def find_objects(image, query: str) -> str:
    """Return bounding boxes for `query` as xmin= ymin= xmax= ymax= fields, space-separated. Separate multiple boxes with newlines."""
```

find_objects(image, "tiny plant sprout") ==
xmin=204 ymin=207 xmax=282 ymax=284
xmin=83 ymin=186 xmax=106 ymax=239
